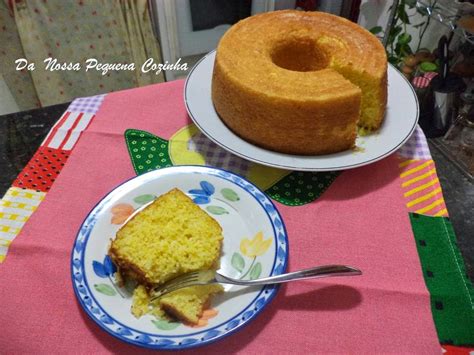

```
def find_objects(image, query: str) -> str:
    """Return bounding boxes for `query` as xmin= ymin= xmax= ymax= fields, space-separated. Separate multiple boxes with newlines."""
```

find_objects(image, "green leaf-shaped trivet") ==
xmin=266 ymin=171 xmax=339 ymax=206
xmin=124 ymin=128 xmax=339 ymax=207
xmin=125 ymin=129 xmax=172 ymax=175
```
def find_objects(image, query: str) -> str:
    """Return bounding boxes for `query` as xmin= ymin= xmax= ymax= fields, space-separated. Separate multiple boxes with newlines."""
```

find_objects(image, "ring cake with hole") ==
xmin=211 ymin=10 xmax=388 ymax=155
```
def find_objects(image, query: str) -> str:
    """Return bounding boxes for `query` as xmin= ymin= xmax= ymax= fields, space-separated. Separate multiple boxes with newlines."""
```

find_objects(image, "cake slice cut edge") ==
xmin=132 ymin=284 xmax=224 ymax=325
xmin=108 ymin=188 xmax=224 ymax=325
xmin=159 ymin=284 xmax=224 ymax=325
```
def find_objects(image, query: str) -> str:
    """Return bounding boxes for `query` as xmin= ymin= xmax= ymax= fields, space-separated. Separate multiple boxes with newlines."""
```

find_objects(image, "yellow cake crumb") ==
xmin=132 ymin=283 xmax=224 ymax=324
xmin=159 ymin=284 xmax=223 ymax=325
xmin=109 ymin=188 xmax=224 ymax=324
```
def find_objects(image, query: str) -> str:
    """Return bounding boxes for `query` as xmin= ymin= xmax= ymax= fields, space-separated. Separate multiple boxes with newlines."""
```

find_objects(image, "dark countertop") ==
xmin=429 ymin=142 xmax=474 ymax=279
xmin=0 ymin=103 xmax=70 ymax=194
xmin=0 ymin=104 xmax=473 ymax=282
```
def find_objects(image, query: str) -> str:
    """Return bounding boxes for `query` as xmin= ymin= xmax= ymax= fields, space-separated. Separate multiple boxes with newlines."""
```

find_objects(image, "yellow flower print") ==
xmin=240 ymin=232 xmax=272 ymax=258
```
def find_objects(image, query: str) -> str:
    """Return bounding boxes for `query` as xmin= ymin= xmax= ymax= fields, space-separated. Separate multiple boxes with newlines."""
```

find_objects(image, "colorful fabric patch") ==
xmin=125 ymin=129 xmax=172 ymax=175
xmin=409 ymin=213 xmax=474 ymax=346
xmin=188 ymin=132 xmax=251 ymax=176
xmin=41 ymin=111 xmax=95 ymax=150
xmin=12 ymin=147 xmax=70 ymax=193
xmin=67 ymin=94 xmax=106 ymax=114
xmin=398 ymin=125 xmax=432 ymax=160
xmin=442 ymin=345 xmax=474 ymax=354
xmin=168 ymin=124 xmax=287 ymax=191
xmin=0 ymin=96 xmax=104 ymax=263
xmin=412 ymin=72 xmax=438 ymax=89
xmin=266 ymin=171 xmax=339 ymax=206
xmin=0 ymin=187 xmax=46 ymax=262
xmin=126 ymin=126 xmax=339 ymax=207
xmin=398 ymin=157 xmax=447 ymax=216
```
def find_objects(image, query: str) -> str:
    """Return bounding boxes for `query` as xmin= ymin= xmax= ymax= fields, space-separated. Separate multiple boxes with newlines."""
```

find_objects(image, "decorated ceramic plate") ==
xmin=184 ymin=51 xmax=419 ymax=171
xmin=71 ymin=166 xmax=288 ymax=350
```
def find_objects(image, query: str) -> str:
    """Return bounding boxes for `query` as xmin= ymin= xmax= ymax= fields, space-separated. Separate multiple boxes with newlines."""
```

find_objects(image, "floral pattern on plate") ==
xmin=71 ymin=166 xmax=288 ymax=350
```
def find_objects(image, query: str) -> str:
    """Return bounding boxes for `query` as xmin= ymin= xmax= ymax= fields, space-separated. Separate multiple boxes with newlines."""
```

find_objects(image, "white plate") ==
xmin=184 ymin=51 xmax=419 ymax=171
xmin=71 ymin=166 xmax=288 ymax=350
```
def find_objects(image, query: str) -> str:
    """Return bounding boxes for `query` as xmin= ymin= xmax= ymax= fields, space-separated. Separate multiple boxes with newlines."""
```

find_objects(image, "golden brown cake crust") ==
xmin=108 ymin=188 xmax=223 ymax=288
xmin=211 ymin=10 xmax=387 ymax=155
xmin=159 ymin=303 xmax=195 ymax=324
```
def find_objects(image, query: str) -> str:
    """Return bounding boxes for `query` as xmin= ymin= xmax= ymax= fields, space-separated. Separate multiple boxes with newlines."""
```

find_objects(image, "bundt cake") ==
xmin=109 ymin=188 xmax=224 ymax=324
xmin=211 ymin=10 xmax=387 ymax=155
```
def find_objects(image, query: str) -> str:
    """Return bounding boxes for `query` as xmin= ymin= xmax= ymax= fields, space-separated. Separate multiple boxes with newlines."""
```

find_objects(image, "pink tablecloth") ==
xmin=0 ymin=80 xmax=440 ymax=353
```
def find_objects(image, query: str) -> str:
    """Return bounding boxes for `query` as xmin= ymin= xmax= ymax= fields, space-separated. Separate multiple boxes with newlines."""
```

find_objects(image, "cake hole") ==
xmin=271 ymin=38 xmax=329 ymax=72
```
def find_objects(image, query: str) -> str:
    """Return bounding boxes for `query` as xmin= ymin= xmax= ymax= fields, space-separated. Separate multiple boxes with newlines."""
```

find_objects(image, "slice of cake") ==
xmin=159 ymin=284 xmax=223 ymax=325
xmin=132 ymin=284 xmax=223 ymax=325
xmin=109 ymin=188 xmax=224 ymax=324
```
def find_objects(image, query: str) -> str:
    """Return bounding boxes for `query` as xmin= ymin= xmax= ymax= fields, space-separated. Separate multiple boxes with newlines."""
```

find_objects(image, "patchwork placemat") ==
xmin=0 ymin=94 xmax=102 ymax=261
xmin=409 ymin=213 xmax=474 ymax=345
xmin=0 ymin=81 xmax=472 ymax=353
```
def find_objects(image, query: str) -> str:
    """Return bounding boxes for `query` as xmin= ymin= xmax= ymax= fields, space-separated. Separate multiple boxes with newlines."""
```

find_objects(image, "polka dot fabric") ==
xmin=125 ymin=129 xmax=172 ymax=175
xmin=12 ymin=147 xmax=69 ymax=192
xmin=125 ymin=128 xmax=339 ymax=207
xmin=266 ymin=171 xmax=339 ymax=206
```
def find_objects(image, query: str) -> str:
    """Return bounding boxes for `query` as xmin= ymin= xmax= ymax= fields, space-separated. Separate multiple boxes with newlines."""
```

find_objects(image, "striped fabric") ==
xmin=0 ymin=187 xmax=45 ymax=261
xmin=41 ymin=111 xmax=95 ymax=151
xmin=412 ymin=76 xmax=430 ymax=89
xmin=399 ymin=158 xmax=448 ymax=217
xmin=424 ymin=72 xmax=438 ymax=81
xmin=0 ymin=96 xmax=104 ymax=262
xmin=411 ymin=72 xmax=438 ymax=89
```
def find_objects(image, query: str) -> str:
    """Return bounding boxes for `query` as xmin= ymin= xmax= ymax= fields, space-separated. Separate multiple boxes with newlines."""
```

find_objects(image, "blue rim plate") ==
xmin=71 ymin=166 xmax=289 ymax=350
